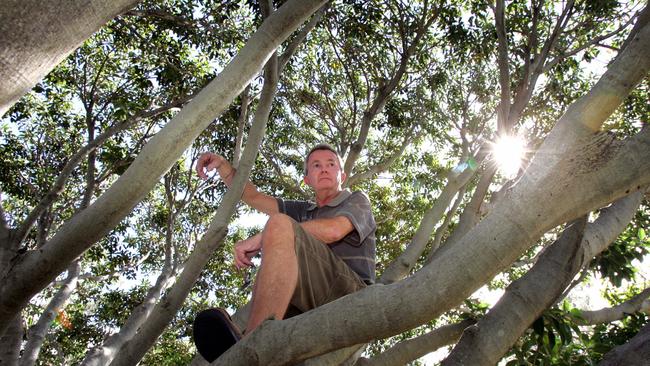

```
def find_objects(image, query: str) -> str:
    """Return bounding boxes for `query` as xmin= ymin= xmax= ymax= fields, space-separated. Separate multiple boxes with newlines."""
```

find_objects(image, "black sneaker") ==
xmin=193 ymin=308 xmax=243 ymax=362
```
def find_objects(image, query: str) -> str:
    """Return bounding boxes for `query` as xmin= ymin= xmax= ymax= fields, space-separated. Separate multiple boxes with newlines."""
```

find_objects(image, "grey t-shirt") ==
xmin=276 ymin=189 xmax=376 ymax=283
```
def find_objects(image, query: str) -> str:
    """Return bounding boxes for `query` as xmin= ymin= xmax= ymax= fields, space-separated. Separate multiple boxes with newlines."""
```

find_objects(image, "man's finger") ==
xmin=196 ymin=154 xmax=210 ymax=179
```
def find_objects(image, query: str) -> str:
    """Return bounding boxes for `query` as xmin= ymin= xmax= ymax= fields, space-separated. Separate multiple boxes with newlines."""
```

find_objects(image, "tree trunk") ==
xmin=0 ymin=315 xmax=21 ymax=366
xmin=0 ymin=0 xmax=143 ymax=117
xmin=0 ymin=0 xmax=327 ymax=335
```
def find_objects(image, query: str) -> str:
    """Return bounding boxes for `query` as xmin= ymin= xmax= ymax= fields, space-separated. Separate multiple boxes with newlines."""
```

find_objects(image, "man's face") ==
xmin=303 ymin=149 xmax=346 ymax=192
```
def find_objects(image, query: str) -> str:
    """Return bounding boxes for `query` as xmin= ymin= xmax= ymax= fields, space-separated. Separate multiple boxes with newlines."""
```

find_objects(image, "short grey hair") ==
xmin=304 ymin=143 xmax=344 ymax=174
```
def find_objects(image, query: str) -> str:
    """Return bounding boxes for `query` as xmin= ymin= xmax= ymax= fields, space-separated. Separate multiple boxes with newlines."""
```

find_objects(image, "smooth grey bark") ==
xmin=0 ymin=0 xmax=143 ymax=117
xmin=356 ymin=319 xmax=475 ymax=366
xmin=0 ymin=315 xmax=21 ymax=366
xmin=212 ymin=20 xmax=650 ymax=364
xmin=442 ymin=191 xmax=643 ymax=365
xmin=0 ymin=0 xmax=327 ymax=334
xmin=599 ymin=322 xmax=650 ymax=366
xmin=19 ymin=262 xmax=81 ymax=366
xmin=578 ymin=287 xmax=650 ymax=325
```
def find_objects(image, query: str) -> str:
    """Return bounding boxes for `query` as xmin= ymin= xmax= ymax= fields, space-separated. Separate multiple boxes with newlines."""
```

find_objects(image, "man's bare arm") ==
xmin=196 ymin=152 xmax=279 ymax=215
xmin=300 ymin=216 xmax=354 ymax=244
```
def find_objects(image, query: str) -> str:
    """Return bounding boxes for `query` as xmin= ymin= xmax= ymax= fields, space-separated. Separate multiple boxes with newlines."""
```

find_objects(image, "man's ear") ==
xmin=340 ymin=171 xmax=347 ymax=183
xmin=303 ymin=176 xmax=310 ymax=187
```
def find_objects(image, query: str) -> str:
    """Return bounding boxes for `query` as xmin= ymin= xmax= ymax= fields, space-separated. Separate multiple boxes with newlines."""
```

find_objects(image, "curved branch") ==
xmin=20 ymin=261 xmax=80 ymax=366
xmin=576 ymin=287 xmax=650 ymax=325
xmin=357 ymin=319 xmax=475 ymax=366
xmin=106 ymin=4 xmax=285 ymax=363
xmin=214 ymin=122 xmax=650 ymax=366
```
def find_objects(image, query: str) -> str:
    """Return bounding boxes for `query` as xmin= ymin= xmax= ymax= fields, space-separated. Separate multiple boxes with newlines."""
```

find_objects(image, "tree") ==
xmin=1 ymin=0 xmax=649 ymax=365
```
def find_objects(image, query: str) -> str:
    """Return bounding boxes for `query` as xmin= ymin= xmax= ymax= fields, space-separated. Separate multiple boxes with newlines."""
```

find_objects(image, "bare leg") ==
xmin=246 ymin=214 xmax=298 ymax=332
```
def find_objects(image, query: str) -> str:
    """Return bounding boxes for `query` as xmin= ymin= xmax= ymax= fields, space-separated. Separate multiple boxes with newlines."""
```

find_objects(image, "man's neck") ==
xmin=315 ymin=188 xmax=342 ymax=207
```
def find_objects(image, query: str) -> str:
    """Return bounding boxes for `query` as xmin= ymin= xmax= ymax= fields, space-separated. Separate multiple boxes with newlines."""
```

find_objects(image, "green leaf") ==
xmin=638 ymin=228 xmax=646 ymax=241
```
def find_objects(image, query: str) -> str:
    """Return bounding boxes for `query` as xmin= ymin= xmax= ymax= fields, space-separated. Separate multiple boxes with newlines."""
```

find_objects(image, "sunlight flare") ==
xmin=492 ymin=134 xmax=526 ymax=179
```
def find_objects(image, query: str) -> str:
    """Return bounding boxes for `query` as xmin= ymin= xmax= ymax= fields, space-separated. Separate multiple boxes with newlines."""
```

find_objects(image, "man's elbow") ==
xmin=323 ymin=225 xmax=350 ymax=243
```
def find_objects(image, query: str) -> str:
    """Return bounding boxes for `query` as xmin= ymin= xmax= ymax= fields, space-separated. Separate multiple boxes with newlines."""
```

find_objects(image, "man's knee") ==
xmin=262 ymin=214 xmax=295 ymax=247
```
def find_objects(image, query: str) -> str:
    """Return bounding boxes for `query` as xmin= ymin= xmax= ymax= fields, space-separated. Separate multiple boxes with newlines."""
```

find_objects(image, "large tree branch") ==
xmin=442 ymin=190 xmax=644 ymax=365
xmin=0 ymin=315 xmax=21 ymax=365
xmin=217 ymin=130 xmax=650 ymax=366
xmin=0 ymin=0 xmax=143 ymax=116
xmin=599 ymin=322 xmax=650 ymax=365
xmin=107 ymin=4 xmax=282 ymax=362
xmin=0 ymin=0 xmax=327 ymax=333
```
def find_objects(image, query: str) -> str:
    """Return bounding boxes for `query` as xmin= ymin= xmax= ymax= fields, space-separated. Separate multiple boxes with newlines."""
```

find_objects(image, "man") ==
xmin=193 ymin=144 xmax=376 ymax=362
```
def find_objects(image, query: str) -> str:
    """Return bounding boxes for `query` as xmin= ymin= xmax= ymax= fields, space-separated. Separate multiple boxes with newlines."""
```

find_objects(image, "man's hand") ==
xmin=234 ymin=233 xmax=262 ymax=269
xmin=196 ymin=152 xmax=234 ymax=183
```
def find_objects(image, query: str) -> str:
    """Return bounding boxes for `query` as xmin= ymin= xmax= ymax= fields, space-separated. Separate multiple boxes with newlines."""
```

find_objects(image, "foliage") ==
xmin=0 ymin=0 xmax=648 ymax=365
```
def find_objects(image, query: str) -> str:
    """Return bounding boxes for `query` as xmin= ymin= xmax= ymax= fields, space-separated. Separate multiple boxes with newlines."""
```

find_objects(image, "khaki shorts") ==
xmin=288 ymin=220 xmax=366 ymax=314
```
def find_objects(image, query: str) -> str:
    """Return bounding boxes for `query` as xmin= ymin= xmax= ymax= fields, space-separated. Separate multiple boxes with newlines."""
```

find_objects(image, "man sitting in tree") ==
xmin=193 ymin=143 xmax=376 ymax=362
